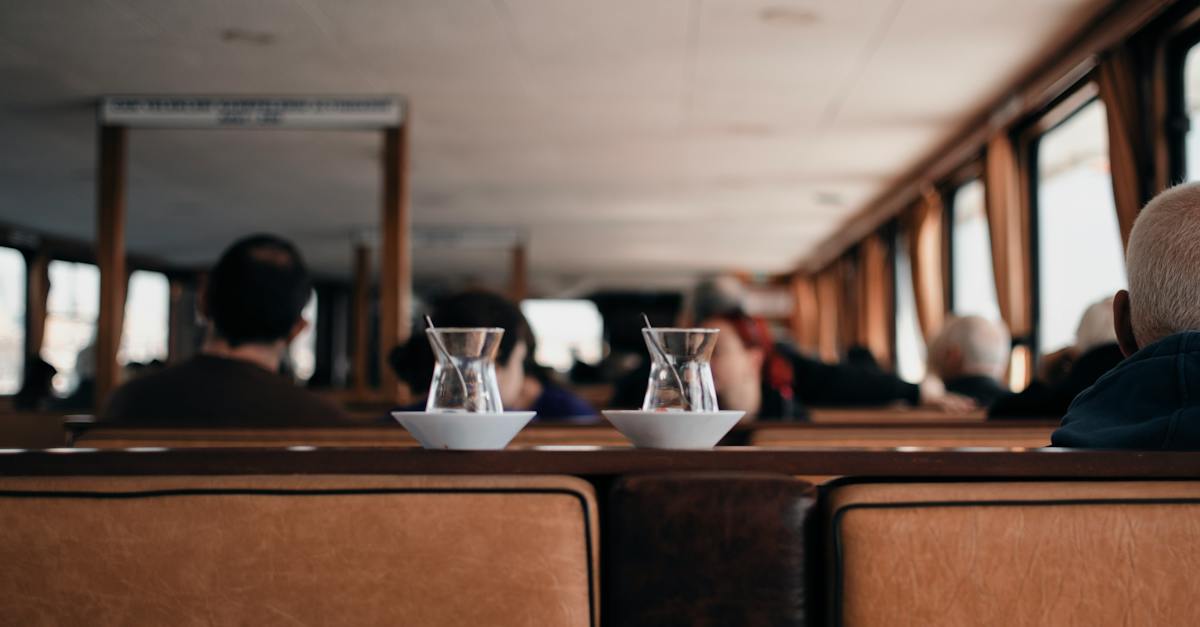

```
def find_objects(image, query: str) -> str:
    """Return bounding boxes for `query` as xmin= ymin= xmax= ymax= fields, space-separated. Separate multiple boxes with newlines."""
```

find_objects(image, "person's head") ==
xmin=1075 ymin=297 xmax=1117 ymax=354
xmin=201 ymin=234 xmax=312 ymax=348
xmin=390 ymin=289 xmax=532 ymax=406
xmin=699 ymin=312 xmax=792 ymax=416
xmin=683 ymin=275 xmax=746 ymax=326
xmin=927 ymin=315 xmax=1011 ymax=382
xmin=1117 ymin=182 xmax=1200 ymax=355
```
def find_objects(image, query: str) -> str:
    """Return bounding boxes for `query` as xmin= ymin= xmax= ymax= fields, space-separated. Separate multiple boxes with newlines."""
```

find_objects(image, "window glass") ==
xmin=951 ymin=179 xmax=1001 ymax=321
xmin=893 ymin=232 xmax=926 ymax=383
xmin=0 ymin=248 xmax=25 ymax=395
xmin=44 ymin=261 xmax=99 ymax=395
xmin=520 ymin=299 xmax=604 ymax=372
xmin=1185 ymin=43 xmax=1200 ymax=181
xmin=288 ymin=290 xmax=318 ymax=381
xmin=1036 ymin=98 xmax=1126 ymax=355
xmin=119 ymin=270 xmax=169 ymax=366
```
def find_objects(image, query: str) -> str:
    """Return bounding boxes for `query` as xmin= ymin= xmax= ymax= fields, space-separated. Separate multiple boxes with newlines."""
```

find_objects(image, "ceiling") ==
xmin=0 ymin=0 xmax=1108 ymax=294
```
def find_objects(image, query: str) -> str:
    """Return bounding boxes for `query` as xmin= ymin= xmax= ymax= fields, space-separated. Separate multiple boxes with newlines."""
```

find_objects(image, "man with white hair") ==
xmin=926 ymin=315 xmax=1011 ymax=406
xmin=1053 ymin=182 xmax=1200 ymax=449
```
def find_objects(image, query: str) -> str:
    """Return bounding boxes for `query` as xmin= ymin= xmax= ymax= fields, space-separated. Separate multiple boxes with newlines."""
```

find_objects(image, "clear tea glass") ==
xmin=425 ymin=327 xmax=505 ymax=413
xmin=641 ymin=328 xmax=720 ymax=412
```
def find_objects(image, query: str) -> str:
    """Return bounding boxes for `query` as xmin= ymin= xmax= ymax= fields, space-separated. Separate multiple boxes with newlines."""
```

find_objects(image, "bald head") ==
xmin=928 ymin=316 xmax=1011 ymax=381
xmin=1124 ymin=182 xmax=1200 ymax=348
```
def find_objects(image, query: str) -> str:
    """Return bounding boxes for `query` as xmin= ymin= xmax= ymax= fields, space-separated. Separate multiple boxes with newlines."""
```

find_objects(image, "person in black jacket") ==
xmin=990 ymin=298 xmax=1124 ymax=419
xmin=701 ymin=311 xmax=971 ymax=421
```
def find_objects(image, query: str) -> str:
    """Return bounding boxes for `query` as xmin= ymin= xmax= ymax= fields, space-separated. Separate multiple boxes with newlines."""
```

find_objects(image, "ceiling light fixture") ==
xmin=220 ymin=28 xmax=276 ymax=46
xmin=759 ymin=6 xmax=819 ymax=26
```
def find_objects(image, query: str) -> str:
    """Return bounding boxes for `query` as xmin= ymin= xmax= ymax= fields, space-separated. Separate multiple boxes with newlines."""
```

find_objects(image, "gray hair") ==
xmin=1126 ymin=182 xmax=1200 ymax=346
xmin=928 ymin=315 xmax=1011 ymax=379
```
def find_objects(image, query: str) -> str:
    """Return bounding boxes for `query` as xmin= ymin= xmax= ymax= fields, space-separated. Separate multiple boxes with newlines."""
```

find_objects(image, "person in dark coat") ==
xmin=1053 ymin=182 xmax=1200 ymax=449
xmin=699 ymin=312 xmax=971 ymax=421
xmin=102 ymin=234 xmax=349 ymax=425
xmin=990 ymin=298 xmax=1124 ymax=419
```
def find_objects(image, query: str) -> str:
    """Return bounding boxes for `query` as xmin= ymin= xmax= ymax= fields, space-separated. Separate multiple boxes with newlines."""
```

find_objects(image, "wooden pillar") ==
xmin=380 ymin=119 xmax=412 ymax=399
xmin=24 ymin=251 xmax=49 ymax=361
xmin=96 ymin=125 xmax=127 ymax=411
xmin=351 ymin=243 xmax=371 ymax=396
xmin=509 ymin=243 xmax=528 ymax=302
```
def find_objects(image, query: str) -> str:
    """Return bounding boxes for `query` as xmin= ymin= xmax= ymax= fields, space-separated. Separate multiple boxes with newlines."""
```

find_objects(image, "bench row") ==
xmin=3 ymin=469 xmax=1198 ymax=626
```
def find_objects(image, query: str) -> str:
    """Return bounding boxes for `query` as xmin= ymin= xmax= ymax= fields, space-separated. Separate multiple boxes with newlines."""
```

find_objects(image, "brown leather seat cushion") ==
xmin=0 ymin=474 xmax=598 ymax=626
xmin=828 ymin=481 xmax=1200 ymax=627
xmin=608 ymin=472 xmax=815 ymax=626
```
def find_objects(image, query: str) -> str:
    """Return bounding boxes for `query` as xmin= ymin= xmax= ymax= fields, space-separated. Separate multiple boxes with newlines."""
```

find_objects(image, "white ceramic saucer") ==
xmin=601 ymin=410 xmax=745 ymax=449
xmin=391 ymin=411 xmax=536 ymax=450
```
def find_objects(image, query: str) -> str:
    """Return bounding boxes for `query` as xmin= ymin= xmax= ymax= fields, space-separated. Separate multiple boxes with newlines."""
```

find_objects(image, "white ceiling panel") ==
xmin=0 ymin=0 xmax=1108 ymax=293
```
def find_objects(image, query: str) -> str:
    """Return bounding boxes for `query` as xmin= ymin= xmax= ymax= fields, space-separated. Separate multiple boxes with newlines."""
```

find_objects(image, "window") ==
xmin=950 ymin=179 xmax=1001 ymax=321
xmin=520 ymin=299 xmax=604 ymax=372
xmin=288 ymin=290 xmax=318 ymax=381
xmin=1186 ymin=42 xmax=1200 ymax=181
xmin=0 ymin=248 xmax=25 ymax=395
xmin=893 ymin=232 xmax=925 ymax=383
xmin=119 ymin=270 xmax=169 ymax=365
xmin=1035 ymin=98 xmax=1126 ymax=355
xmin=43 ymin=261 xmax=99 ymax=395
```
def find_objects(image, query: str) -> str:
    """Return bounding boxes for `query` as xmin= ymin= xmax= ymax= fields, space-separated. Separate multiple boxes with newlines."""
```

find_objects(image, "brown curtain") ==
xmin=856 ymin=232 xmax=893 ymax=367
xmin=837 ymin=254 xmax=860 ymax=354
xmin=985 ymin=132 xmax=1033 ymax=388
xmin=815 ymin=264 xmax=841 ymax=363
xmin=1097 ymin=45 xmax=1145 ymax=248
xmin=908 ymin=186 xmax=946 ymax=343
xmin=24 ymin=252 xmax=49 ymax=360
xmin=789 ymin=274 xmax=820 ymax=355
xmin=984 ymin=132 xmax=1032 ymax=339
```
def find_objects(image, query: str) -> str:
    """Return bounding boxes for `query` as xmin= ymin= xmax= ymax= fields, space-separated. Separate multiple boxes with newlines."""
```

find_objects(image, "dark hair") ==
xmin=389 ymin=289 xmax=533 ymax=393
xmin=204 ymin=234 xmax=312 ymax=347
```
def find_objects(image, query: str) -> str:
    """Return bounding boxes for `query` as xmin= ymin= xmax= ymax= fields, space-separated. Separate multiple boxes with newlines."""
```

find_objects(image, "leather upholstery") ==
xmin=608 ymin=472 xmax=814 ymax=626
xmin=0 ymin=474 xmax=598 ymax=626
xmin=828 ymin=481 xmax=1200 ymax=627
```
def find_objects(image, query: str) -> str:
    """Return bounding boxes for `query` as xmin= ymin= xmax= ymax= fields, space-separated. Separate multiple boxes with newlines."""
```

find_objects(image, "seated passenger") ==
xmin=389 ymin=289 xmax=595 ymax=420
xmin=702 ymin=311 xmax=973 ymax=421
xmin=926 ymin=315 xmax=1011 ymax=406
xmin=989 ymin=298 xmax=1124 ymax=419
xmin=101 ymin=234 xmax=349 ymax=425
xmin=1053 ymin=182 xmax=1200 ymax=449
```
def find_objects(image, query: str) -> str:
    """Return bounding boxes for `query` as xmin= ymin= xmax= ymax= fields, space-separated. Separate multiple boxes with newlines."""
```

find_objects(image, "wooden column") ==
xmin=509 ymin=243 xmax=528 ymax=302
xmin=96 ymin=125 xmax=127 ymax=411
xmin=380 ymin=120 xmax=412 ymax=399
xmin=351 ymin=243 xmax=371 ymax=396
xmin=24 ymin=251 xmax=49 ymax=361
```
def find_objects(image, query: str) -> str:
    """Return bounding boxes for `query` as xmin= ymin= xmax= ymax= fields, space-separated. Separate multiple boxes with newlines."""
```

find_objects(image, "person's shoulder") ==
xmin=100 ymin=361 xmax=197 ymax=421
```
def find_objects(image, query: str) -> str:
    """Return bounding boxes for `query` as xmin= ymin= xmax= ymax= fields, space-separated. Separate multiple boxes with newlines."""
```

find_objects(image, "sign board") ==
xmin=100 ymin=96 xmax=405 ymax=129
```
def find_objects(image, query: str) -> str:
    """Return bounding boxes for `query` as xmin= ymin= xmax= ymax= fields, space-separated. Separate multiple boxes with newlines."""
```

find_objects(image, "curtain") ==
xmin=856 ymin=232 xmax=893 ymax=367
xmin=815 ymin=264 xmax=841 ymax=363
xmin=789 ymin=274 xmax=820 ymax=355
xmin=1097 ymin=45 xmax=1146 ymax=248
xmin=837 ymin=254 xmax=860 ymax=354
xmin=984 ymin=132 xmax=1032 ymax=339
xmin=23 ymin=252 xmax=49 ymax=360
xmin=985 ymin=132 xmax=1033 ymax=388
xmin=908 ymin=186 xmax=946 ymax=343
